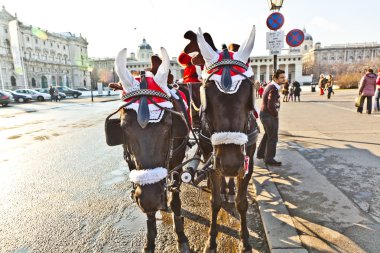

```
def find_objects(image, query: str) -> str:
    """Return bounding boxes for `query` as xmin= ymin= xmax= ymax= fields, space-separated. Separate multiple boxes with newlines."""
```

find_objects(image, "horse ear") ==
xmin=184 ymin=30 xmax=200 ymax=54
xmin=168 ymin=70 xmax=174 ymax=84
xmin=203 ymin=33 xmax=217 ymax=51
xmin=228 ymin=43 xmax=240 ymax=52
xmin=150 ymin=55 xmax=162 ymax=75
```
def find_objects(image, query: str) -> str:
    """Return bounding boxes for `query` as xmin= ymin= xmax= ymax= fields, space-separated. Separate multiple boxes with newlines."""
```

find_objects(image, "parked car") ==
xmin=0 ymin=91 xmax=11 ymax=106
xmin=34 ymin=88 xmax=67 ymax=99
xmin=56 ymin=86 xmax=82 ymax=98
xmin=76 ymin=87 xmax=89 ymax=91
xmin=14 ymin=89 xmax=51 ymax=101
xmin=4 ymin=90 xmax=32 ymax=103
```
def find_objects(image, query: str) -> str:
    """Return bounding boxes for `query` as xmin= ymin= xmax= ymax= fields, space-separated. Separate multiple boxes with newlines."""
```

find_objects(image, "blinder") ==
xmin=105 ymin=108 xmax=126 ymax=146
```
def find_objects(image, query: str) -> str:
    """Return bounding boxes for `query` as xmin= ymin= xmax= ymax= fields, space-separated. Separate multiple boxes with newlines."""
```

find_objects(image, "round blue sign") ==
xmin=286 ymin=29 xmax=305 ymax=47
xmin=266 ymin=12 xmax=285 ymax=31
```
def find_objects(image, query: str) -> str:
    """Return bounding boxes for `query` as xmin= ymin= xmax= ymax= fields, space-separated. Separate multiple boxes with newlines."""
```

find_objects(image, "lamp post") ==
xmin=267 ymin=0 xmax=284 ymax=76
xmin=88 ymin=65 xmax=94 ymax=102
xmin=267 ymin=0 xmax=284 ymax=11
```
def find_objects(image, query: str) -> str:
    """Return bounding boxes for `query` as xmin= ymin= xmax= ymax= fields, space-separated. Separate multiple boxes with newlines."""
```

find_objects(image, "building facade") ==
xmin=92 ymin=39 xmax=183 ymax=84
xmin=0 ymin=6 xmax=90 ymax=91
xmin=303 ymin=42 xmax=380 ymax=77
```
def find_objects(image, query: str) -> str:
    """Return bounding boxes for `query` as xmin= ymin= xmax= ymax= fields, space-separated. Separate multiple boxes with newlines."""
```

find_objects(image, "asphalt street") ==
xmin=0 ymin=100 xmax=268 ymax=253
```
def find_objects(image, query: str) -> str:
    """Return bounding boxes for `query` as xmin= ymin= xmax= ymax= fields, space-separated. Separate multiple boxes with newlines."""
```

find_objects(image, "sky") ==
xmin=1 ymin=0 xmax=379 ymax=59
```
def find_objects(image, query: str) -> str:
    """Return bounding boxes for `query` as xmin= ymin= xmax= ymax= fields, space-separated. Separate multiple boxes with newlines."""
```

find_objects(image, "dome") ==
xmin=138 ymin=38 xmax=152 ymax=50
xmin=303 ymin=28 xmax=313 ymax=41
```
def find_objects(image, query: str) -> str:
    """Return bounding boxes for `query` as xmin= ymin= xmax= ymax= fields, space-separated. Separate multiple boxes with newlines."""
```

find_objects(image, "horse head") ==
xmin=114 ymin=47 xmax=175 ymax=213
xmin=195 ymin=26 xmax=256 ymax=177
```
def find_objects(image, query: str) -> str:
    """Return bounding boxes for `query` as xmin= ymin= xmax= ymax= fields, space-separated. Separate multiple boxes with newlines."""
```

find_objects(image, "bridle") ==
xmin=109 ymin=85 xmax=193 ymax=206
xmin=199 ymin=45 xmax=258 ymax=169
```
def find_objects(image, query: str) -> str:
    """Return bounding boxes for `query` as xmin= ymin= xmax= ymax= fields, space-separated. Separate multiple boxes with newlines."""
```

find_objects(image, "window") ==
xmin=57 ymin=44 xmax=60 ymax=48
xmin=63 ymin=45 xmax=66 ymax=50
xmin=35 ymin=38 xmax=38 ymax=43
xmin=51 ymin=42 xmax=53 ymax=47
xmin=5 ymin=28 xmax=8 ymax=33
xmin=26 ymin=37 xmax=30 ymax=42
xmin=11 ymin=76 xmax=16 ymax=86
xmin=32 ymin=78 xmax=36 ymax=87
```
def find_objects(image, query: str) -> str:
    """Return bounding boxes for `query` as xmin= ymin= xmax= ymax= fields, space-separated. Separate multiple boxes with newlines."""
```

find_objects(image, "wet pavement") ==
xmin=0 ymin=101 xmax=269 ymax=253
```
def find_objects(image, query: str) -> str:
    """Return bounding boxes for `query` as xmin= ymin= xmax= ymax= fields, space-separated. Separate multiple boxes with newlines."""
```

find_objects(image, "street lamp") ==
xmin=267 ymin=0 xmax=284 ymax=11
xmin=88 ymin=65 xmax=94 ymax=102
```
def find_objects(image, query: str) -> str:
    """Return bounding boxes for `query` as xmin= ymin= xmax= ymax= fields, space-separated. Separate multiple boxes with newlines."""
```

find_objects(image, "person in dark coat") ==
xmin=293 ymin=81 xmax=302 ymax=102
xmin=257 ymin=69 xmax=285 ymax=166
xmin=49 ymin=85 xmax=54 ymax=102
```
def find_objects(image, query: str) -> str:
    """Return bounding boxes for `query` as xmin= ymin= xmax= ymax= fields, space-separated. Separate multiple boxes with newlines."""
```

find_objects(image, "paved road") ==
xmin=0 ymin=101 xmax=268 ymax=253
xmin=259 ymin=88 xmax=380 ymax=252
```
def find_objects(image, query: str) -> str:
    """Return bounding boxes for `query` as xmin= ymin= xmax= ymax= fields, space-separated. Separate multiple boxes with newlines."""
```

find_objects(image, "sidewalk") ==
xmin=252 ymin=89 xmax=380 ymax=252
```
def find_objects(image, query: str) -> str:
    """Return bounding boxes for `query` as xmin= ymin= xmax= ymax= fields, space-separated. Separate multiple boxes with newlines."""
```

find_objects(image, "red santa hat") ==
xmin=178 ymin=52 xmax=192 ymax=66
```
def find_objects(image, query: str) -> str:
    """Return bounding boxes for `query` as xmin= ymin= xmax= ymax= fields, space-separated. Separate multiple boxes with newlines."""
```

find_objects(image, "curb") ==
xmin=251 ymin=161 xmax=308 ymax=253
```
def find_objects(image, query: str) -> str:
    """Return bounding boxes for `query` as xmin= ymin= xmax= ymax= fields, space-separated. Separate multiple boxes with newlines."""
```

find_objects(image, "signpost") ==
xmin=286 ymin=29 xmax=305 ymax=48
xmin=266 ymin=12 xmax=285 ymax=31
xmin=266 ymin=30 xmax=284 ymax=55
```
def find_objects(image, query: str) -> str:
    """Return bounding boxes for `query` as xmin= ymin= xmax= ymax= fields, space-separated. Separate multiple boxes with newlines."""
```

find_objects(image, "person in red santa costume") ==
xmin=177 ymin=52 xmax=202 ymax=129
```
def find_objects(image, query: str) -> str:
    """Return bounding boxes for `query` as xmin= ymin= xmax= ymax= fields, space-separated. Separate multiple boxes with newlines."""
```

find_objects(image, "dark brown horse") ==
xmin=184 ymin=27 xmax=259 ymax=252
xmin=106 ymin=48 xmax=190 ymax=253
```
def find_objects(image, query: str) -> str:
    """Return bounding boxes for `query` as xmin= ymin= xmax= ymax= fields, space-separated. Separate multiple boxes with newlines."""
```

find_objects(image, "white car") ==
xmin=14 ymin=89 xmax=51 ymax=101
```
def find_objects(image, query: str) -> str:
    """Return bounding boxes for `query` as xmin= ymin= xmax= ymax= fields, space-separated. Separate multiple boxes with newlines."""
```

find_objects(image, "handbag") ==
xmin=355 ymin=95 xmax=362 ymax=108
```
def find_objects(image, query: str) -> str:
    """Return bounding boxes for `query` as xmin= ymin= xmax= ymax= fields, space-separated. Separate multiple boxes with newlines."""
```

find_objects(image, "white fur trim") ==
xmin=211 ymin=132 xmax=248 ymax=146
xmin=129 ymin=167 xmax=168 ymax=185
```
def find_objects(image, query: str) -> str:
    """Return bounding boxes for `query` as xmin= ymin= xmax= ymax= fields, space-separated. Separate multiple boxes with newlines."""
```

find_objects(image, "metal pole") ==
xmin=112 ymin=66 xmax=116 ymax=83
xmin=274 ymin=54 xmax=278 ymax=73
xmin=90 ymin=71 xmax=93 ymax=102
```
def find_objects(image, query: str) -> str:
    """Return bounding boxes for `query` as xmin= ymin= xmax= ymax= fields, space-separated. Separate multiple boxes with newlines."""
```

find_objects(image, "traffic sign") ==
xmin=286 ymin=29 xmax=305 ymax=47
xmin=266 ymin=30 xmax=284 ymax=55
xmin=266 ymin=12 xmax=285 ymax=31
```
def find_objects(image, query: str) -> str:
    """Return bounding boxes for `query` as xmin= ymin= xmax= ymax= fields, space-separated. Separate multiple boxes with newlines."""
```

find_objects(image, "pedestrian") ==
xmin=49 ymin=85 xmax=54 ymax=102
xmin=288 ymin=82 xmax=294 ymax=102
xmin=257 ymin=69 xmax=285 ymax=166
xmin=54 ymin=86 xmax=60 ymax=102
xmin=374 ymin=69 xmax=380 ymax=112
xmin=282 ymin=81 xmax=289 ymax=102
xmin=357 ymin=68 xmax=377 ymax=114
xmin=258 ymin=84 xmax=264 ymax=98
xmin=254 ymin=81 xmax=261 ymax=98
xmin=318 ymin=74 xmax=326 ymax=96
xmin=293 ymin=81 xmax=302 ymax=102
xmin=326 ymin=75 xmax=334 ymax=99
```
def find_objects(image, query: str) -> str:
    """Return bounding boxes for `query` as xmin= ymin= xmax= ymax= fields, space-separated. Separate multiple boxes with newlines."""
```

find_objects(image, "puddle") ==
xmin=103 ymin=176 xmax=126 ymax=186
xmin=103 ymin=167 xmax=128 ymax=186
xmin=12 ymin=247 xmax=30 ymax=253
xmin=114 ymin=209 xmax=163 ymax=234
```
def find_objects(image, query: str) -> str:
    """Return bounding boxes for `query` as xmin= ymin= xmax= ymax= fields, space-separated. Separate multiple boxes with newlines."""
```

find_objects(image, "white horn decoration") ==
xmin=115 ymin=48 xmax=136 ymax=92
xmin=196 ymin=27 xmax=219 ymax=68
xmin=153 ymin=47 xmax=171 ymax=96
xmin=234 ymin=25 xmax=256 ymax=64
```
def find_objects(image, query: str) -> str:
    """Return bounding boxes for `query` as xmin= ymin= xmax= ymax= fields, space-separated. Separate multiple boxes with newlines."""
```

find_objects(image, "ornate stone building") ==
xmin=303 ymin=41 xmax=380 ymax=77
xmin=0 ymin=6 xmax=90 ymax=90
xmin=92 ymin=39 xmax=183 ymax=84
